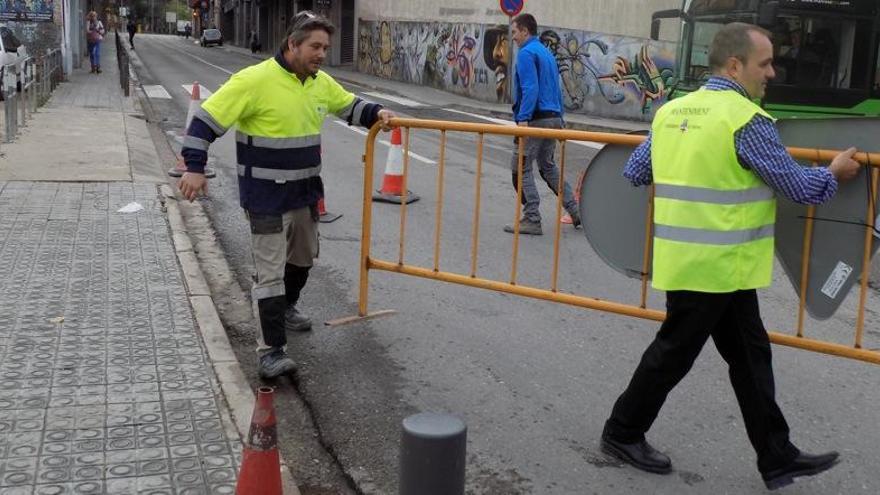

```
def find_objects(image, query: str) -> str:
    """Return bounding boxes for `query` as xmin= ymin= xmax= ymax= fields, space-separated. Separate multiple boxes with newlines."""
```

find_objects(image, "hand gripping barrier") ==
xmin=344 ymin=117 xmax=880 ymax=367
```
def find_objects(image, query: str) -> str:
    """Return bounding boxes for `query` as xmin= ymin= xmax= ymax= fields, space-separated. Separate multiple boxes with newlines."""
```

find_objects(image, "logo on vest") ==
xmin=679 ymin=119 xmax=689 ymax=133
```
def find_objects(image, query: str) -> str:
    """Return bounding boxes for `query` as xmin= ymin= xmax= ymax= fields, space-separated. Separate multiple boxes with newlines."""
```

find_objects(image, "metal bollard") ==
xmin=4 ymin=66 xmax=17 ymax=142
xmin=399 ymin=413 xmax=466 ymax=495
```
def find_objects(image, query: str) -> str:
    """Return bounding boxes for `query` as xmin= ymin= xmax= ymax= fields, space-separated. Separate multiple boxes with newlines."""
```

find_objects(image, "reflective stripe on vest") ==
xmin=238 ymin=164 xmax=322 ymax=183
xmin=654 ymin=184 xmax=774 ymax=204
xmin=654 ymin=223 xmax=775 ymax=245
xmin=236 ymin=131 xmax=321 ymax=150
xmin=650 ymin=88 xmax=777 ymax=292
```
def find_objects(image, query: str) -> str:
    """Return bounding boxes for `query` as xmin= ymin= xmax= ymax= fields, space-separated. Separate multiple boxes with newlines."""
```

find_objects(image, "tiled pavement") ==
xmin=0 ymin=182 xmax=241 ymax=494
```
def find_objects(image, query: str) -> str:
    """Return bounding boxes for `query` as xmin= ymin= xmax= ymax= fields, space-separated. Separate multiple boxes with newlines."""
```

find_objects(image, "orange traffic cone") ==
xmin=170 ymin=81 xmax=216 ymax=178
xmin=317 ymin=197 xmax=342 ymax=223
xmin=236 ymin=387 xmax=282 ymax=495
xmin=373 ymin=128 xmax=419 ymax=204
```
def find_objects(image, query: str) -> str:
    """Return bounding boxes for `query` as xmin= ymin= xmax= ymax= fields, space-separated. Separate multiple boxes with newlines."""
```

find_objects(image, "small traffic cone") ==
xmin=236 ymin=387 xmax=282 ymax=495
xmin=317 ymin=197 xmax=342 ymax=223
xmin=170 ymin=81 xmax=216 ymax=178
xmin=373 ymin=128 xmax=419 ymax=204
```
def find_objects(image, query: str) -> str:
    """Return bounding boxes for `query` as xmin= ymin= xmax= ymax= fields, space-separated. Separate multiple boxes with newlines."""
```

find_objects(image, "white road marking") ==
xmin=333 ymin=120 xmax=436 ymax=164
xmin=182 ymin=84 xmax=213 ymax=99
xmin=156 ymin=38 xmax=234 ymax=75
xmin=363 ymin=91 xmax=426 ymax=108
xmin=443 ymin=108 xmax=604 ymax=150
xmin=143 ymin=85 xmax=172 ymax=99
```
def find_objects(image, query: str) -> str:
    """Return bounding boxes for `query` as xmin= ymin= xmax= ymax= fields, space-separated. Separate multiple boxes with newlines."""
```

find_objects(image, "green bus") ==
xmin=652 ymin=0 xmax=880 ymax=118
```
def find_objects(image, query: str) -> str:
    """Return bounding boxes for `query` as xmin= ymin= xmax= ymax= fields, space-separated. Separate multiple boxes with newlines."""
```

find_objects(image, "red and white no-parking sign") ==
xmin=499 ymin=0 xmax=524 ymax=17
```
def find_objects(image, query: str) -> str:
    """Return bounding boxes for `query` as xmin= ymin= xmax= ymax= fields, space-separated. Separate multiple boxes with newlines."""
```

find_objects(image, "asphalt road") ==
xmin=130 ymin=33 xmax=880 ymax=495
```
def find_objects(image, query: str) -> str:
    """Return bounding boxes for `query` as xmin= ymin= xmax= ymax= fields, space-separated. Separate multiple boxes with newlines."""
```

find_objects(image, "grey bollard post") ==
xmin=399 ymin=413 xmax=466 ymax=495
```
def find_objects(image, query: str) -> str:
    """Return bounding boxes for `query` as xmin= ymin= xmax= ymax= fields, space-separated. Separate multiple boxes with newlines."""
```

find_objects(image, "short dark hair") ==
xmin=512 ymin=13 xmax=537 ymax=35
xmin=708 ymin=22 xmax=771 ymax=71
xmin=280 ymin=11 xmax=335 ymax=52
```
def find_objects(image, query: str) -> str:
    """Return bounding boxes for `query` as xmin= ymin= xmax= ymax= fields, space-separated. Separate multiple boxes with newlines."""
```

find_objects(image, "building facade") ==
xmin=354 ymin=0 xmax=683 ymax=121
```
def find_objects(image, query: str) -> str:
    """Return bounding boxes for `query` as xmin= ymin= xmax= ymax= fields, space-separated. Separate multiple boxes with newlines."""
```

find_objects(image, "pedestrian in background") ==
xmin=250 ymin=29 xmax=262 ymax=54
xmin=85 ymin=11 xmax=105 ymax=74
xmin=127 ymin=18 xmax=137 ymax=50
xmin=600 ymin=22 xmax=860 ymax=490
xmin=184 ymin=23 xmax=192 ymax=39
xmin=177 ymin=11 xmax=396 ymax=379
xmin=504 ymin=12 xmax=580 ymax=236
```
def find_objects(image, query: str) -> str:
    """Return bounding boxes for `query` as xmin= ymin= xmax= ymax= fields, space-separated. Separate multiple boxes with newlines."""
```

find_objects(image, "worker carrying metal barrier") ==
xmin=349 ymin=118 xmax=879 ymax=370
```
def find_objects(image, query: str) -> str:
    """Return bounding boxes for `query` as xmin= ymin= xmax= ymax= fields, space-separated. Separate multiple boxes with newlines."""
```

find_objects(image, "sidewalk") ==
xmin=222 ymin=43 xmax=649 ymax=133
xmin=0 ymin=37 xmax=257 ymax=494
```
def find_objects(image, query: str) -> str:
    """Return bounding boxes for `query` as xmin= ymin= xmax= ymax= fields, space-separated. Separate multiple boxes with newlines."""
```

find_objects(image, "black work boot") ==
xmin=600 ymin=432 xmax=672 ymax=474
xmin=284 ymin=306 xmax=312 ymax=332
xmin=284 ymin=264 xmax=312 ymax=331
xmin=762 ymin=451 xmax=839 ymax=490
xmin=258 ymin=348 xmax=296 ymax=379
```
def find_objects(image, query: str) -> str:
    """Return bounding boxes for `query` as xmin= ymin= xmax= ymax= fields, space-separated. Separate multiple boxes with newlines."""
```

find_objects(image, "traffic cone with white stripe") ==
xmin=170 ymin=81 xmax=216 ymax=178
xmin=373 ymin=128 xmax=419 ymax=204
xmin=235 ymin=387 xmax=282 ymax=495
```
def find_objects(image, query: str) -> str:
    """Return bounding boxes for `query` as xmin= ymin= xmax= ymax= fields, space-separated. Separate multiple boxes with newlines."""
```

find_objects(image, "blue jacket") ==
xmin=512 ymin=36 xmax=564 ymax=123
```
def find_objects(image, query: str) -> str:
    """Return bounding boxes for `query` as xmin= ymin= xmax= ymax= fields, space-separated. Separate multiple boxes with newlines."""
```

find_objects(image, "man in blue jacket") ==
xmin=505 ymin=13 xmax=580 ymax=235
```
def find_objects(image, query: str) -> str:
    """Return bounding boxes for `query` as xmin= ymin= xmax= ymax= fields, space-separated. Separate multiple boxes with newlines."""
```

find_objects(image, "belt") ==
xmin=532 ymin=110 xmax=561 ymax=120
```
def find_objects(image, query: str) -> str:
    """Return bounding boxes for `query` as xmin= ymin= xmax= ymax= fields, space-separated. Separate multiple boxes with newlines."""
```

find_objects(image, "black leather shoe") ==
xmin=601 ymin=434 xmax=672 ymax=474
xmin=762 ymin=451 xmax=839 ymax=490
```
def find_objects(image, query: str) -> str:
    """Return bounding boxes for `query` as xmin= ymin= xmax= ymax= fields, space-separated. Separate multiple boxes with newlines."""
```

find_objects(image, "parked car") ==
xmin=200 ymin=29 xmax=223 ymax=47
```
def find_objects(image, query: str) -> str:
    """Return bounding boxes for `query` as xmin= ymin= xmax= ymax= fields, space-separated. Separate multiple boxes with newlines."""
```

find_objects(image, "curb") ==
xmin=160 ymin=182 xmax=302 ymax=495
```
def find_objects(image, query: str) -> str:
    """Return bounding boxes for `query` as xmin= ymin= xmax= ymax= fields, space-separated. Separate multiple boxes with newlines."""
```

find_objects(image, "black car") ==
xmin=200 ymin=29 xmax=223 ymax=47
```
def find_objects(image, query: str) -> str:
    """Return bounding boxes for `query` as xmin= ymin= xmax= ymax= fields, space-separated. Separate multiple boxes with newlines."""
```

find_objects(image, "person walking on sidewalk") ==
xmin=127 ymin=18 xmax=137 ymax=50
xmin=600 ymin=22 xmax=861 ymax=490
xmin=504 ymin=12 xmax=580 ymax=236
xmin=85 ymin=11 xmax=106 ymax=74
xmin=177 ymin=11 xmax=396 ymax=379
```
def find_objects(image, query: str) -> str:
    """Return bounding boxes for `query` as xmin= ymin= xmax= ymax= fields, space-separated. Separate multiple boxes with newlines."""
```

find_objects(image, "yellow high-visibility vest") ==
xmin=650 ymin=88 xmax=776 ymax=292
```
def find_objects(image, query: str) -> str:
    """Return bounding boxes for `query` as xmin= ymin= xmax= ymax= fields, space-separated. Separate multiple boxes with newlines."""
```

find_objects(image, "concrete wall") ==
xmin=356 ymin=19 xmax=677 ymax=121
xmin=358 ymin=0 xmax=682 ymax=40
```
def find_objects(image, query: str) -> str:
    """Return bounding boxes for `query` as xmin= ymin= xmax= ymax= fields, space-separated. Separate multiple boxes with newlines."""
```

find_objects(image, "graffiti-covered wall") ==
xmin=357 ymin=20 xmax=678 ymax=122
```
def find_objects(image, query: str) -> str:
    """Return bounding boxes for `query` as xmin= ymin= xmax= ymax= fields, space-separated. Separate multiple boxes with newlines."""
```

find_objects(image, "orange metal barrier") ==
xmin=355 ymin=118 xmax=880 ymax=366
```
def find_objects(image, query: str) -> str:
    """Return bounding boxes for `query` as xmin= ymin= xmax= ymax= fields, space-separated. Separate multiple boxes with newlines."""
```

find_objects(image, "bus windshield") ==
xmin=678 ymin=0 xmax=879 ymax=111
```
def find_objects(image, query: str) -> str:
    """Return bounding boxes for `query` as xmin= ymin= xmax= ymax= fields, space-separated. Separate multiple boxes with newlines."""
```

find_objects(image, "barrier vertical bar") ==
xmin=470 ymin=133 xmax=485 ymax=278
xmin=551 ymin=140 xmax=567 ymax=292
xmin=433 ymin=131 xmax=447 ymax=272
xmin=510 ymin=136 xmax=526 ymax=285
xmin=398 ymin=127 xmax=412 ymax=265
xmin=796 ymin=160 xmax=820 ymax=338
xmin=359 ymin=127 xmax=380 ymax=316
xmin=639 ymin=185 xmax=655 ymax=308
xmin=854 ymin=165 xmax=879 ymax=348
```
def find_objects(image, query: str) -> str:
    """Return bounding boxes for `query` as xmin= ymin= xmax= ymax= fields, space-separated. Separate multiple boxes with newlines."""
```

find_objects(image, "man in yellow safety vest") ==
xmin=600 ymin=22 xmax=860 ymax=491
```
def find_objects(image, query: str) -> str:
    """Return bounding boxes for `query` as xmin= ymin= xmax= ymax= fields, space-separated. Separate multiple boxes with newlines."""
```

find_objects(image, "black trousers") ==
xmin=604 ymin=289 xmax=799 ymax=473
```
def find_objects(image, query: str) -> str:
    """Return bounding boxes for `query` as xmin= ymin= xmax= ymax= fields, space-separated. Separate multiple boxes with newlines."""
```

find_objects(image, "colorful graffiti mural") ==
xmin=358 ymin=20 xmax=677 ymax=121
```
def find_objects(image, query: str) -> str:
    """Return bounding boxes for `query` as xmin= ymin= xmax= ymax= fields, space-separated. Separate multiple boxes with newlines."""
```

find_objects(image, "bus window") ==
xmin=770 ymin=17 xmax=872 ymax=90
xmin=688 ymin=21 xmax=723 ymax=83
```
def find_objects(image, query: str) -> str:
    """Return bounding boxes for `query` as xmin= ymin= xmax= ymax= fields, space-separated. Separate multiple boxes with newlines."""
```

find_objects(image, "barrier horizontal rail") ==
xmin=356 ymin=117 xmax=880 ymax=366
